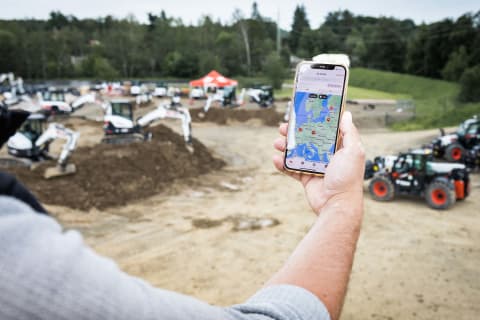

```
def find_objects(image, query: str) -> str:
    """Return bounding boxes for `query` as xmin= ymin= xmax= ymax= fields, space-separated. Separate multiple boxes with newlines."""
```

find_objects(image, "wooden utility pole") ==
xmin=233 ymin=9 xmax=251 ymax=75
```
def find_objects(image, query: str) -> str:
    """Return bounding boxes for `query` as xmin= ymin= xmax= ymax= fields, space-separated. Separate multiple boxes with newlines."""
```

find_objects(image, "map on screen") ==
xmin=285 ymin=64 xmax=345 ymax=173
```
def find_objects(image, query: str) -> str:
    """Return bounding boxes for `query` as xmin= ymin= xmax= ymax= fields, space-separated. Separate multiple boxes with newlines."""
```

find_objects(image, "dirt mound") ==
xmin=6 ymin=125 xmax=225 ymax=210
xmin=190 ymin=107 xmax=284 ymax=126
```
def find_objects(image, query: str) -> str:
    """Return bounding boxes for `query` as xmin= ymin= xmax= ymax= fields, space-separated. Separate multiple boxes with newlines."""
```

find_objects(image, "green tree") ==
xmin=459 ymin=65 xmax=480 ymax=102
xmin=289 ymin=5 xmax=310 ymax=54
xmin=345 ymin=29 xmax=366 ymax=66
xmin=80 ymin=54 xmax=118 ymax=79
xmin=215 ymin=31 xmax=245 ymax=75
xmin=0 ymin=30 xmax=17 ymax=73
xmin=198 ymin=52 xmax=221 ymax=75
xmin=363 ymin=18 xmax=407 ymax=72
xmin=251 ymin=2 xmax=262 ymax=20
xmin=442 ymin=46 xmax=469 ymax=81
xmin=263 ymin=52 xmax=286 ymax=89
xmin=405 ymin=19 xmax=455 ymax=78
xmin=164 ymin=51 xmax=199 ymax=77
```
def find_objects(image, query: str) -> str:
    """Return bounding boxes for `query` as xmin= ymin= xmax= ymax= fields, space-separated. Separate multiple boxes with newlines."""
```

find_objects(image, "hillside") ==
xmin=349 ymin=68 xmax=480 ymax=130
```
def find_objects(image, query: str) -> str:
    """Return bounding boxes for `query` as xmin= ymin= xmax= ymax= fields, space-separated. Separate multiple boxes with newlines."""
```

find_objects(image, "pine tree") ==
xmin=289 ymin=5 xmax=310 ymax=54
xmin=251 ymin=2 xmax=262 ymax=20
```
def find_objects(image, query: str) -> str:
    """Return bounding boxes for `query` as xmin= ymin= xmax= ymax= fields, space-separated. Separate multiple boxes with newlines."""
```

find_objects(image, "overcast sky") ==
xmin=1 ymin=0 xmax=478 ymax=29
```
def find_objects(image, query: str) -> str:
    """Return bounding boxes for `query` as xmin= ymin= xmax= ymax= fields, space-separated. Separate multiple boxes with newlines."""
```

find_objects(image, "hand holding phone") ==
xmin=284 ymin=61 xmax=349 ymax=176
xmin=273 ymin=111 xmax=365 ymax=215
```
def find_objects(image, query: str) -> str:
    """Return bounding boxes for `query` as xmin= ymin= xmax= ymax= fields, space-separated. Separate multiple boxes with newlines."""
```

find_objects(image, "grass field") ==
xmin=274 ymin=85 xmax=410 ymax=100
xmin=349 ymin=68 xmax=480 ymax=130
xmin=346 ymin=86 xmax=411 ymax=100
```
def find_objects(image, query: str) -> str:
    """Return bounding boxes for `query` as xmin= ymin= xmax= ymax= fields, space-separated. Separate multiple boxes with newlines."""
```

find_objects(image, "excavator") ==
xmin=246 ymin=85 xmax=274 ymax=108
xmin=102 ymin=98 xmax=192 ymax=148
xmin=38 ymin=88 xmax=96 ymax=115
xmin=2 ymin=111 xmax=80 ymax=179
xmin=0 ymin=72 xmax=28 ymax=106
xmin=203 ymin=86 xmax=245 ymax=112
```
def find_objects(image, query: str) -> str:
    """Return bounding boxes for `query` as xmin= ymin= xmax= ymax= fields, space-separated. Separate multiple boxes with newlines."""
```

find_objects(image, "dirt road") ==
xmin=40 ymin=112 xmax=480 ymax=320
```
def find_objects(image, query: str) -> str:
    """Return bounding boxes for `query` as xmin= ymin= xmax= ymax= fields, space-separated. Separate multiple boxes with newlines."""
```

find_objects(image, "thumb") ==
xmin=339 ymin=111 xmax=360 ymax=149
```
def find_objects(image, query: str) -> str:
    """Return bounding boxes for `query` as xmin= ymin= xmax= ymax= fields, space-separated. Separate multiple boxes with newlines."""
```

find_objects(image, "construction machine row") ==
xmin=364 ymin=115 xmax=479 ymax=210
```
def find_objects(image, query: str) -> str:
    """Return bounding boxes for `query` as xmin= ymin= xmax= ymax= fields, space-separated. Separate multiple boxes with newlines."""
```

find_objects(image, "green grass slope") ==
xmin=346 ymin=86 xmax=410 ymax=100
xmin=350 ymin=68 xmax=480 ymax=130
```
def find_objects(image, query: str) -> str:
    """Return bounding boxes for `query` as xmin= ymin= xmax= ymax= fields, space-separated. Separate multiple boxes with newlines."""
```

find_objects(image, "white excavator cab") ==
xmin=19 ymin=116 xmax=45 ymax=142
xmin=110 ymin=101 xmax=134 ymax=120
xmin=8 ymin=114 xmax=47 ymax=158
xmin=38 ymin=89 xmax=72 ymax=114
xmin=42 ymin=90 xmax=66 ymax=102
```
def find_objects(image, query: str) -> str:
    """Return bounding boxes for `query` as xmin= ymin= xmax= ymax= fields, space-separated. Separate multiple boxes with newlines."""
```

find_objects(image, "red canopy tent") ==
xmin=189 ymin=70 xmax=238 ymax=88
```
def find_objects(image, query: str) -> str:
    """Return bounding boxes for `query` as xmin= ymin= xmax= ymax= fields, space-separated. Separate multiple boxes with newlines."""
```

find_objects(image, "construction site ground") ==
xmin=2 ymin=98 xmax=479 ymax=320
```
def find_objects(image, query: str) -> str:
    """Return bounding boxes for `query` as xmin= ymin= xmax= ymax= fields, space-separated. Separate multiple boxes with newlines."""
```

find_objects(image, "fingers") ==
xmin=278 ymin=123 xmax=288 ymax=137
xmin=272 ymin=154 xmax=284 ymax=171
xmin=272 ymin=154 xmax=302 ymax=182
xmin=274 ymin=137 xmax=286 ymax=152
xmin=339 ymin=111 xmax=365 ymax=159
xmin=339 ymin=111 xmax=360 ymax=149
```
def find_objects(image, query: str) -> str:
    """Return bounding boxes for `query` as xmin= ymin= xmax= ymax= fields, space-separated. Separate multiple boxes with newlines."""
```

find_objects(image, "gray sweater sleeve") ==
xmin=0 ymin=196 xmax=330 ymax=320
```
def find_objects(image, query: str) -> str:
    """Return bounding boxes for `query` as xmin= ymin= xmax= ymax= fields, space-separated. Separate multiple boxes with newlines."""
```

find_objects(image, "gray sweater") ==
xmin=0 ymin=196 xmax=330 ymax=320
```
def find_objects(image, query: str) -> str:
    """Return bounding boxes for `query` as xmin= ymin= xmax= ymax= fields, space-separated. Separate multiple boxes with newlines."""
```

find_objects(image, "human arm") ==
xmin=0 ymin=196 xmax=329 ymax=320
xmin=270 ymin=111 xmax=365 ymax=320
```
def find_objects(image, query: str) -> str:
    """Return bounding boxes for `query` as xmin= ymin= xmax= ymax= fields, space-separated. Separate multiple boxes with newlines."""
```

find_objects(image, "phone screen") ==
xmin=284 ymin=63 xmax=347 ymax=174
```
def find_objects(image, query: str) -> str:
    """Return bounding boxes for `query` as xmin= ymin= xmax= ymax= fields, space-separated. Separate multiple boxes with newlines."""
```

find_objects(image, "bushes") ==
xmin=80 ymin=55 xmax=118 ymax=80
xmin=459 ymin=65 xmax=480 ymax=102
xmin=263 ymin=52 xmax=286 ymax=89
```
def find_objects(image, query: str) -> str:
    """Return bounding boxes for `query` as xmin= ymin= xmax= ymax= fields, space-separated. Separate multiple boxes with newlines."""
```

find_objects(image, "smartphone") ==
xmin=284 ymin=61 xmax=349 ymax=176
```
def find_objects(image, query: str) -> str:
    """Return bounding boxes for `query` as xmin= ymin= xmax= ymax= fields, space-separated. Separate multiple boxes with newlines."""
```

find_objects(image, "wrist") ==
xmin=319 ymin=189 xmax=363 ymax=216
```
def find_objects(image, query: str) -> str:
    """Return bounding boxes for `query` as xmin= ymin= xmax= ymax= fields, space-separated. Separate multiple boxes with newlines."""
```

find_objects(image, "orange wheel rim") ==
xmin=373 ymin=181 xmax=388 ymax=197
xmin=431 ymin=189 xmax=447 ymax=206
xmin=452 ymin=148 xmax=462 ymax=160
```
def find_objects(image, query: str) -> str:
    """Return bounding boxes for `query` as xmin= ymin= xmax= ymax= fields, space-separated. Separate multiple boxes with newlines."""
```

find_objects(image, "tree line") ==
xmin=0 ymin=4 xmax=478 ymax=100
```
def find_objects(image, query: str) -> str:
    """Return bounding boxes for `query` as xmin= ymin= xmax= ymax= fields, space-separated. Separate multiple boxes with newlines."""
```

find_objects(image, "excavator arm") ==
xmin=35 ymin=123 xmax=80 ymax=178
xmin=137 ymin=103 xmax=192 ymax=144
xmin=0 ymin=73 xmax=26 ymax=105
xmin=203 ymin=88 xmax=245 ymax=112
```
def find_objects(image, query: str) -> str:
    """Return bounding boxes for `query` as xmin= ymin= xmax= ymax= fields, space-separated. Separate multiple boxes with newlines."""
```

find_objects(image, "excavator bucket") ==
xmin=43 ymin=163 xmax=76 ymax=179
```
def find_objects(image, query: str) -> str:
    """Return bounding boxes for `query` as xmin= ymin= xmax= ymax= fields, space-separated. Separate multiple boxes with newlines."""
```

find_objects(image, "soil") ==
xmin=6 ymin=125 xmax=224 ymax=210
xmin=190 ymin=106 xmax=284 ymax=126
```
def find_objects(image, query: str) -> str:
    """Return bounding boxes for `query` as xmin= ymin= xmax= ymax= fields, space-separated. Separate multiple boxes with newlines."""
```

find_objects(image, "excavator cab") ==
xmin=7 ymin=113 xmax=48 ymax=159
xmin=19 ymin=115 xmax=46 ymax=143
xmin=222 ymin=86 xmax=237 ymax=107
xmin=42 ymin=90 xmax=66 ymax=102
xmin=110 ymin=101 xmax=134 ymax=121
xmin=102 ymin=99 xmax=148 ymax=144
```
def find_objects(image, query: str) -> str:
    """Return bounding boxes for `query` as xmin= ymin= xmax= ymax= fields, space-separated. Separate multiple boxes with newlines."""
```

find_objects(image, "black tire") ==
xmin=369 ymin=176 xmax=395 ymax=201
xmin=425 ymin=180 xmax=456 ymax=210
xmin=445 ymin=143 xmax=465 ymax=162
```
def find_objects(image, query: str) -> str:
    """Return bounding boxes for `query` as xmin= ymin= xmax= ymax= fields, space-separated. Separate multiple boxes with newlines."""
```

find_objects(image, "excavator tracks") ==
xmin=101 ymin=133 xmax=148 ymax=145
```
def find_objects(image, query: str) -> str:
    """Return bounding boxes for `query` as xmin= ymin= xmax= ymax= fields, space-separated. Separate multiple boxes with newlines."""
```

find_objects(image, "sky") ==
xmin=1 ymin=0 xmax=478 ymax=29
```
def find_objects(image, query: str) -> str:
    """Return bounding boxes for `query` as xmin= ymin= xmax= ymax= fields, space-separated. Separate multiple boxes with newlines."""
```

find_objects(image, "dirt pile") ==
xmin=7 ymin=125 xmax=225 ymax=210
xmin=190 ymin=107 xmax=284 ymax=126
